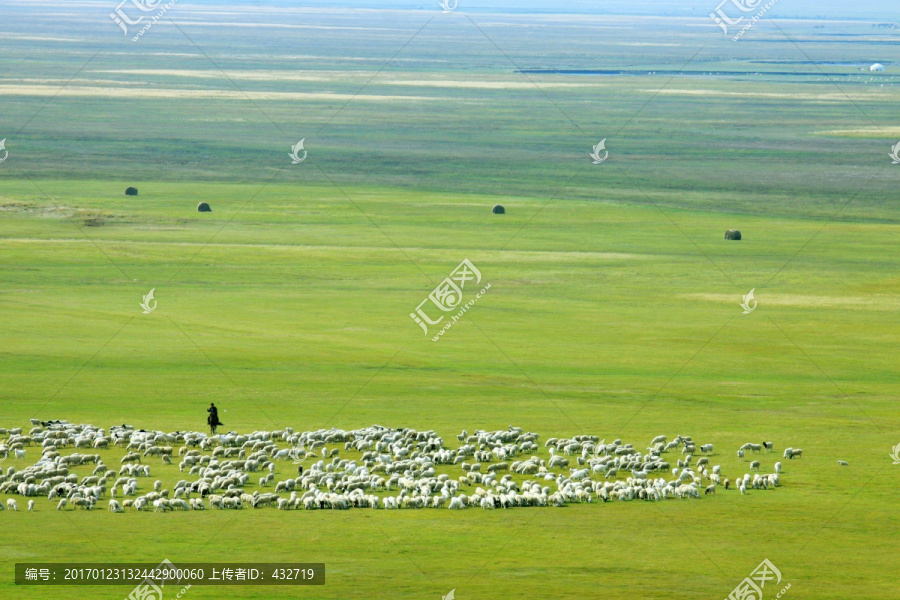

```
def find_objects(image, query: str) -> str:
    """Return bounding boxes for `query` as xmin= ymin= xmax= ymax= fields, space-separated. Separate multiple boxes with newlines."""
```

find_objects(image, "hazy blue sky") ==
xmin=213 ymin=0 xmax=900 ymax=19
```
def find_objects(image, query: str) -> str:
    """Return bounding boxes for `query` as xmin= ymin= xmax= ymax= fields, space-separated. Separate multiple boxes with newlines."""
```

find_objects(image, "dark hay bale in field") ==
xmin=125 ymin=187 xmax=138 ymax=196
xmin=197 ymin=202 xmax=212 ymax=213
xmin=492 ymin=204 xmax=505 ymax=215
xmin=725 ymin=229 xmax=741 ymax=240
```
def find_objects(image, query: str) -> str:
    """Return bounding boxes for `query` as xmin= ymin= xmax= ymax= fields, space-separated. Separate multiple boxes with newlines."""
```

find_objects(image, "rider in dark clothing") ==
xmin=207 ymin=403 xmax=222 ymax=435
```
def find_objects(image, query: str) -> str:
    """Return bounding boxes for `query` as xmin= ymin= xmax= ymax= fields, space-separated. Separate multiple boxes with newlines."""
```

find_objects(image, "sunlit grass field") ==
xmin=0 ymin=180 xmax=896 ymax=599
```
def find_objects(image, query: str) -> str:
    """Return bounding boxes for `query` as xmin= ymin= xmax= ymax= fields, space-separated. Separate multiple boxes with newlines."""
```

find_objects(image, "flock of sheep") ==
xmin=0 ymin=420 xmax=796 ymax=513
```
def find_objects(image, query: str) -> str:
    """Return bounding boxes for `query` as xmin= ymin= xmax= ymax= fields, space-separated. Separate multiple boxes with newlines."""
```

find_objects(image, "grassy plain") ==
xmin=1 ymin=3 xmax=898 ymax=599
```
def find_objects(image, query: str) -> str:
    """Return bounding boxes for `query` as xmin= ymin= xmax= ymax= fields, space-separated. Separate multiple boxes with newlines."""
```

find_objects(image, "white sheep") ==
xmin=837 ymin=460 xmax=849 ymax=466
xmin=7 ymin=499 xmax=18 ymax=511
xmin=108 ymin=500 xmax=123 ymax=513
xmin=28 ymin=500 xmax=35 ymax=512
xmin=774 ymin=462 xmax=782 ymax=473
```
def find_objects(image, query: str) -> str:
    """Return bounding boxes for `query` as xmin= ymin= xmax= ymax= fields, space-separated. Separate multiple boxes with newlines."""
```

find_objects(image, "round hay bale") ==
xmin=197 ymin=202 xmax=212 ymax=213
xmin=125 ymin=187 xmax=138 ymax=196
xmin=725 ymin=229 xmax=741 ymax=240
xmin=492 ymin=204 xmax=505 ymax=215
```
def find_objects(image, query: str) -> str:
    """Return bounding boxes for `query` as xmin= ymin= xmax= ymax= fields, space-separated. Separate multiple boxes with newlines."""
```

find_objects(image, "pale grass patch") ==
xmin=648 ymin=89 xmax=894 ymax=101
xmin=0 ymin=85 xmax=435 ymax=102
xmin=813 ymin=127 xmax=900 ymax=138
xmin=685 ymin=293 xmax=900 ymax=310
xmin=0 ymin=237 xmax=643 ymax=262
xmin=90 ymin=70 xmax=600 ymax=89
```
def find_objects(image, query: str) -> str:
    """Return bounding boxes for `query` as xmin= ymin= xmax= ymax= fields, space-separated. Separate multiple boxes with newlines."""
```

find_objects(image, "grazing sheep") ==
xmin=762 ymin=441 xmax=774 ymax=452
xmin=838 ymin=460 xmax=849 ymax=466
xmin=7 ymin=499 xmax=18 ymax=511
xmin=121 ymin=452 xmax=141 ymax=464
xmin=28 ymin=500 xmax=35 ymax=512
xmin=0 ymin=421 xmax=798 ymax=517
xmin=788 ymin=449 xmax=803 ymax=460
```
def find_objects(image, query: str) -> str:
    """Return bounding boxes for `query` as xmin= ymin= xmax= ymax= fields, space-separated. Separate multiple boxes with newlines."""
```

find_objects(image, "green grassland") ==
xmin=1 ymin=4 xmax=899 ymax=600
